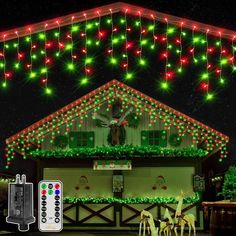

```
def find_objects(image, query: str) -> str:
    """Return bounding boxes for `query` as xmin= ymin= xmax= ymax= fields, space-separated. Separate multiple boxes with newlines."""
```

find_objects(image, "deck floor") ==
xmin=0 ymin=231 xmax=210 ymax=236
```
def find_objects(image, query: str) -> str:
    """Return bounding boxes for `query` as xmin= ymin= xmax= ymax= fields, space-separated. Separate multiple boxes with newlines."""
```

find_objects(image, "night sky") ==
xmin=0 ymin=0 xmax=236 ymax=173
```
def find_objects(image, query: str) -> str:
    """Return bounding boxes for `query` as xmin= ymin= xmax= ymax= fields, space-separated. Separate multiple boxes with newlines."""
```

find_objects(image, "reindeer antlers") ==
xmin=117 ymin=106 xmax=134 ymax=126
xmin=92 ymin=113 xmax=110 ymax=127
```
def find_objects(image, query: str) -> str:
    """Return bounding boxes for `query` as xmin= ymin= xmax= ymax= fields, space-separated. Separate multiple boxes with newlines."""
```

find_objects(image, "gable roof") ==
xmin=0 ymin=2 xmax=235 ymax=43
xmin=6 ymin=79 xmax=228 ymax=158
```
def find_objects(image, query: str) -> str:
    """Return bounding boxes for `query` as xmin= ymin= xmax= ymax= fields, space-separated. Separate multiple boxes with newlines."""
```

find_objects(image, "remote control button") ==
xmin=55 ymin=218 xmax=60 ymax=223
xmin=55 ymin=183 xmax=60 ymax=189
xmin=41 ymin=183 xmax=47 ymax=189
xmin=41 ymin=189 xmax=47 ymax=195
xmin=55 ymin=201 xmax=60 ymax=206
xmin=55 ymin=195 xmax=60 ymax=200
xmin=41 ymin=218 xmax=47 ymax=223
xmin=55 ymin=212 xmax=60 ymax=217
xmin=55 ymin=190 xmax=60 ymax=195
xmin=48 ymin=189 xmax=53 ymax=195
xmin=42 ymin=207 xmax=47 ymax=211
xmin=48 ymin=183 xmax=53 ymax=189
xmin=55 ymin=207 xmax=60 ymax=211
xmin=41 ymin=212 xmax=47 ymax=217
xmin=41 ymin=195 xmax=47 ymax=200
xmin=42 ymin=200 xmax=47 ymax=206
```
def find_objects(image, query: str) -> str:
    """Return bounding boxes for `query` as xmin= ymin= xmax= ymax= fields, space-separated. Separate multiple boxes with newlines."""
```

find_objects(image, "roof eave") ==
xmin=1 ymin=2 xmax=236 ymax=43
xmin=6 ymin=79 xmax=229 ymax=145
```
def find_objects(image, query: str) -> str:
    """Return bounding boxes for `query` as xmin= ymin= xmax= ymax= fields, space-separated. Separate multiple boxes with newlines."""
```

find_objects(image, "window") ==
xmin=69 ymin=131 xmax=94 ymax=148
xmin=141 ymin=130 xmax=167 ymax=147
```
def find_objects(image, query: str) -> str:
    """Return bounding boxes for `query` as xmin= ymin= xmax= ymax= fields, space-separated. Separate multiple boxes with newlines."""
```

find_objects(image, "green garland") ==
xmin=63 ymin=193 xmax=200 ymax=204
xmin=30 ymin=145 xmax=208 ymax=158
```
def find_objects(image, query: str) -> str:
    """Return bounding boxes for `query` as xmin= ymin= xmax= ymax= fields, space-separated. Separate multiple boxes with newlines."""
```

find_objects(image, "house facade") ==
xmin=5 ymin=80 xmax=228 ymax=230
xmin=1 ymin=1 xmax=231 ymax=231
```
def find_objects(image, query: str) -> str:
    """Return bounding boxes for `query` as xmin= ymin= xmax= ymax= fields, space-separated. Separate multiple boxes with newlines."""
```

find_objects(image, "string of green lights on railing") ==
xmin=63 ymin=193 xmax=200 ymax=204
xmin=4 ymin=80 xmax=229 ymax=169
xmin=0 ymin=4 xmax=236 ymax=101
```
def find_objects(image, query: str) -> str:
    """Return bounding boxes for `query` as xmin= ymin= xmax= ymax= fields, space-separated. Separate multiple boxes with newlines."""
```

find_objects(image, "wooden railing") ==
xmin=63 ymin=202 xmax=200 ymax=228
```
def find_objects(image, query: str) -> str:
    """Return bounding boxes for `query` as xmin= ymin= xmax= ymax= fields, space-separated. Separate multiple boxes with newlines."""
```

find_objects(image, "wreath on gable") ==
xmin=53 ymin=135 xmax=68 ymax=149
xmin=169 ymin=133 xmax=182 ymax=147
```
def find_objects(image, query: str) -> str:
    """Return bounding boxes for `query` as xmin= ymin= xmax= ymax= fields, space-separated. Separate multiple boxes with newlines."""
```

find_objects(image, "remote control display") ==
xmin=38 ymin=180 xmax=63 ymax=232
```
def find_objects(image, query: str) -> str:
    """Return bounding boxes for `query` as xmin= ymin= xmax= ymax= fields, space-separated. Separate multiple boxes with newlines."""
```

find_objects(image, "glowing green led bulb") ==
xmin=139 ymin=58 xmax=146 ymax=66
xmin=112 ymin=38 xmax=119 ymax=44
xmin=86 ymin=23 xmax=93 ymax=29
xmin=67 ymin=63 xmax=75 ymax=71
xmin=80 ymin=77 xmax=88 ymax=86
xmin=110 ymin=57 xmax=117 ymax=65
xmin=44 ymin=87 xmax=53 ymax=96
xmin=220 ymin=58 xmax=228 ymax=65
xmin=167 ymin=27 xmax=175 ymax=34
xmin=219 ymin=78 xmax=225 ymax=85
xmin=65 ymin=44 xmax=72 ymax=50
xmin=71 ymin=25 xmax=79 ymax=32
xmin=193 ymin=37 xmax=200 ymax=43
xmin=38 ymin=33 xmax=45 ymax=40
xmin=25 ymin=36 xmax=31 ymax=43
xmin=14 ymin=63 xmax=20 ymax=69
xmin=205 ymin=93 xmax=214 ymax=101
xmin=120 ymin=18 xmax=125 ymax=24
xmin=141 ymin=39 xmax=147 ymax=45
xmin=86 ymin=39 xmax=92 ymax=45
xmin=201 ymin=73 xmax=209 ymax=80
xmin=29 ymin=72 xmax=36 ymax=79
xmin=85 ymin=57 xmax=93 ymax=64
xmin=148 ymin=25 xmax=155 ymax=31
xmin=32 ymin=54 xmax=37 ymax=60
xmin=41 ymin=68 xmax=47 ymax=74
xmin=177 ymin=67 xmax=182 ymax=73
xmin=125 ymin=72 xmax=133 ymax=80
xmin=160 ymin=81 xmax=169 ymax=90
xmin=1 ymin=81 xmax=7 ymax=89
xmin=150 ymin=44 xmax=155 ymax=50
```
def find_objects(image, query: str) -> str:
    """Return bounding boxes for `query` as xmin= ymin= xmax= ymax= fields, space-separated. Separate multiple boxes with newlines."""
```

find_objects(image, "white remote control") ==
xmin=38 ymin=180 xmax=63 ymax=232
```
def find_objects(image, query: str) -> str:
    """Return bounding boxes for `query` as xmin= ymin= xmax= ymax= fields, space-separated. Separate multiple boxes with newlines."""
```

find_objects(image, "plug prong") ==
xmin=16 ymin=174 xmax=21 ymax=184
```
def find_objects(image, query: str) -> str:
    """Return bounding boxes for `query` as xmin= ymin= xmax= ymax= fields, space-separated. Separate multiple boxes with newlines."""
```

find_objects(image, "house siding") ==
xmin=41 ymin=103 xmax=195 ymax=150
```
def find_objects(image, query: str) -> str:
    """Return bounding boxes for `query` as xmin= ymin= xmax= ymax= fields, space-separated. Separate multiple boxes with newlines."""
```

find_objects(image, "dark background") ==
xmin=0 ymin=0 xmax=236 ymax=174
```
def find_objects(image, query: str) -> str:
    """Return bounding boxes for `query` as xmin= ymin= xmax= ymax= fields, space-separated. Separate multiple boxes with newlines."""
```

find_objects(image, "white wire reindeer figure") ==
xmin=139 ymin=210 xmax=158 ymax=236
xmin=173 ymin=191 xmax=196 ymax=236
xmin=157 ymin=208 xmax=174 ymax=236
